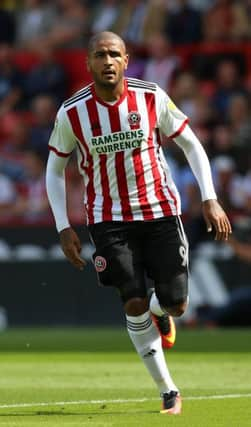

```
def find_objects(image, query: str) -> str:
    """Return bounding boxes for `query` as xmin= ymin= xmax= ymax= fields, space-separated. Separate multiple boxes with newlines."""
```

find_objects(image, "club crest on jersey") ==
xmin=94 ymin=256 xmax=107 ymax=272
xmin=128 ymin=111 xmax=141 ymax=126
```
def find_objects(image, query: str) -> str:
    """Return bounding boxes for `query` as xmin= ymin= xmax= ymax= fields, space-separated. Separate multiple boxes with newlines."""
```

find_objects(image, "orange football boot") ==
xmin=160 ymin=391 xmax=182 ymax=414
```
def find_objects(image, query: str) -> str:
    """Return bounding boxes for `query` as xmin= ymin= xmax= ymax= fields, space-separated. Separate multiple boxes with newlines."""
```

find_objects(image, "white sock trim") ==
xmin=126 ymin=311 xmax=153 ymax=335
xmin=150 ymin=292 xmax=165 ymax=317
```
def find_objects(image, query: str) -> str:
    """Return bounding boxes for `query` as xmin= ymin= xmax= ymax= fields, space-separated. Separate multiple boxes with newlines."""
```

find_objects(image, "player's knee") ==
xmin=167 ymin=300 xmax=187 ymax=317
xmin=124 ymin=297 xmax=149 ymax=316
xmin=156 ymin=272 xmax=188 ymax=317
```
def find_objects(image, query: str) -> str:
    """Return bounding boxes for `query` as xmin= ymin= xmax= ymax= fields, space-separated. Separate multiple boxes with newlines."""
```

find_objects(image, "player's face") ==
xmin=87 ymin=37 xmax=128 ymax=89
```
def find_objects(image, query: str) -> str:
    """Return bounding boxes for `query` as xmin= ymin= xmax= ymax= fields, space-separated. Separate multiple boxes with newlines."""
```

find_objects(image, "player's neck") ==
xmin=94 ymin=79 xmax=125 ymax=102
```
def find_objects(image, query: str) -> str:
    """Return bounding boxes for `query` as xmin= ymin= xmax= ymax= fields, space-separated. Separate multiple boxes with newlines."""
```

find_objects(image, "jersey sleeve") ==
xmin=156 ymin=85 xmax=189 ymax=138
xmin=48 ymin=105 xmax=76 ymax=157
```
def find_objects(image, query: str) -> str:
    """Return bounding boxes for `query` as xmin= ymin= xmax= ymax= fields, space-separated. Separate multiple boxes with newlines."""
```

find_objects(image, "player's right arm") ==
xmin=46 ymin=106 xmax=86 ymax=270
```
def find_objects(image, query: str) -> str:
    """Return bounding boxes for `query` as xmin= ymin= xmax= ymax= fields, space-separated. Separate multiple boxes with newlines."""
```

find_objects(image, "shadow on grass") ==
xmin=0 ymin=327 xmax=251 ymax=352
xmin=0 ymin=409 xmax=157 ymax=417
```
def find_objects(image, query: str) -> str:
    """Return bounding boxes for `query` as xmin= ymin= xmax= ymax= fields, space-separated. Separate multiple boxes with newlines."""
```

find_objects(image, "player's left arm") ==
xmin=173 ymin=125 xmax=232 ymax=241
xmin=156 ymin=86 xmax=231 ymax=240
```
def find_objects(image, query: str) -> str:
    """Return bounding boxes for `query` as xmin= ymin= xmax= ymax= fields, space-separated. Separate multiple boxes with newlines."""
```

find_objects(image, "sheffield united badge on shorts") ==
xmin=94 ymin=256 xmax=107 ymax=272
xmin=128 ymin=111 xmax=141 ymax=126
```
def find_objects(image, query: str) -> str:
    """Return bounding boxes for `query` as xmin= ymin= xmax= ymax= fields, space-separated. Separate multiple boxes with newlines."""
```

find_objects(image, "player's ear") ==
xmin=124 ymin=53 xmax=129 ymax=70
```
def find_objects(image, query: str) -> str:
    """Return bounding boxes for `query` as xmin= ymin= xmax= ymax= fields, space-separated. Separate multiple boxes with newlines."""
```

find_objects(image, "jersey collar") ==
xmin=90 ymin=79 xmax=128 ymax=108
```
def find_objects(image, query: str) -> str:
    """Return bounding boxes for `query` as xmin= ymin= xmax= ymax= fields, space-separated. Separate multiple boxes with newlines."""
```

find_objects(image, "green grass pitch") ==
xmin=0 ymin=328 xmax=251 ymax=426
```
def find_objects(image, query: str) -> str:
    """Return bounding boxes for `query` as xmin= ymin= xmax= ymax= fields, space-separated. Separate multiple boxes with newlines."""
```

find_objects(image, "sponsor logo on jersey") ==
xmin=128 ymin=111 xmax=141 ymax=126
xmin=91 ymin=129 xmax=144 ymax=154
xmin=94 ymin=256 xmax=107 ymax=272
xmin=167 ymin=99 xmax=177 ymax=111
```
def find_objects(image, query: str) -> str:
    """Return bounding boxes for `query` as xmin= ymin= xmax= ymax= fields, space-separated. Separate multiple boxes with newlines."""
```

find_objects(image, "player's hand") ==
xmin=202 ymin=199 xmax=232 ymax=241
xmin=59 ymin=227 xmax=87 ymax=270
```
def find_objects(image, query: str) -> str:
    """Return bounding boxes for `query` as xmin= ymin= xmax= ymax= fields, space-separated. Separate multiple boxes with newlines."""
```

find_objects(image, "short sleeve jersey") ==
xmin=48 ymin=78 xmax=189 ymax=224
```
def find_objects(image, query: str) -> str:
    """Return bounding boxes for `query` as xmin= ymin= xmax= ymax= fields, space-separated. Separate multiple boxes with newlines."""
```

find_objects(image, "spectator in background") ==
xmin=43 ymin=0 xmax=90 ymax=49
xmin=211 ymin=155 xmax=243 ymax=215
xmin=227 ymin=93 xmax=251 ymax=150
xmin=170 ymin=71 xmax=215 ymax=143
xmin=11 ymin=150 xmax=51 ymax=224
xmin=178 ymin=166 xmax=200 ymax=216
xmin=241 ymin=174 xmax=251 ymax=220
xmin=170 ymin=72 xmax=214 ymax=154
xmin=164 ymin=0 xmax=202 ymax=45
xmin=91 ymin=0 xmax=120 ymax=34
xmin=203 ymin=0 xmax=234 ymax=42
xmin=170 ymin=71 xmax=200 ymax=120
xmin=210 ymin=124 xmax=235 ymax=159
xmin=28 ymin=95 xmax=57 ymax=161
xmin=230 ymin=1 xmax=251 ymax=40
xmin=211 ymin=59 xmax=247 ymax=117
xmin=1 ymin=1 xmax=22 ymax=10
xmin=178 ymin=166 xmax=204 ymax=250
xmin=209 ymin=123 xmax=248 ymax=179
xmin=189 ymin=95 xmax=215 ymax=139
xmin=141 ymin=0 xmax=167 ymax=42
xmin=24 ymin=42 xmax=67 ymax=106
xmin=244 ymin=0 xmax=251 ymax=23
xmin=0 ymin=115 xmax=30 ymax=181
xmin=143 ymin=33 xmax=180 ymax=92
xmin=203 ymin=0 xmax=251 ymax=42
xmin=0 ymin=42 xmax=24 ymax=116
xmin=124 ymin=44 xmax=146 ymax=80
xmin=16 ymin=0 xmax=89 ymax=51
xmin=209 ymin=124 xmax=247 ymax=212
xmin=15 ymin=0 xmax=56 ymax=50
xmin=189 ymin=0 xmax=211 ymax=12
xmin=0 ymin=7 xmax=16 ymax=44
xmin=0 ymin=172 xmax=17 ymax=224
xmin=113 ymin=0 xmax=147 ymax=45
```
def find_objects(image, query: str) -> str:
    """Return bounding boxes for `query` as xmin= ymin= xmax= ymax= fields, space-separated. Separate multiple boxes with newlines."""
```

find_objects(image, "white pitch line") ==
xmin=185 ymin=393 xmax=251 ymax=401
xmin=0 ymin=393 xmax=251 ymax=410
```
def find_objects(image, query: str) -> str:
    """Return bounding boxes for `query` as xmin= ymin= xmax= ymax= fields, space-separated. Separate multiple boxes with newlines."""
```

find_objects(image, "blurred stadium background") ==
xmin=1 ymin=0 xmax=251 ymax=330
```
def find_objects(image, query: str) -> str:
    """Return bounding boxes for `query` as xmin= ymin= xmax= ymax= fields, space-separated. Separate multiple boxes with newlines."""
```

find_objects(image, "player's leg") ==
xmin=89 ymin=221 xmax=180 ymax=414
xmin=143 ymin=215 xmax=189 ymax=321
xmin=148 ymin=287 xmax=177 ymax=349
xmin=122 ymin=292 xmax=179 ymax=397
xmin=142 ymin=216 xmax=189 ymax=413
xmin=124 ymin=293 xmax=181 ymax=415
xmin=154 ymin=272 xmax=188 ymax=316
xmin=150 ymin=271 xmax=188 ymax=352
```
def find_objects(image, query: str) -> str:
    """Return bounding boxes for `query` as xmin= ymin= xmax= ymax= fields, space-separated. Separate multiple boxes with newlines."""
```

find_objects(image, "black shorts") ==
xmin=88 ymin=216 xmax=189 ymax=302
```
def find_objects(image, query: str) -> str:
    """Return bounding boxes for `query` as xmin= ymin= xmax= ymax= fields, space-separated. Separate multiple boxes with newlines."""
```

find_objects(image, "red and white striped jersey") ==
xmin=48 ymin=78 xmax=189 ymax=225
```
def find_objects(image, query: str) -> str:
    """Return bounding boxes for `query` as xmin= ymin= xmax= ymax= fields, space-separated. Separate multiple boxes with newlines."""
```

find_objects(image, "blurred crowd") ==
xmin=0 ymin=0 xmax=251 ymax=241
xmin=2 ymin=0 xmax=251 ymax=48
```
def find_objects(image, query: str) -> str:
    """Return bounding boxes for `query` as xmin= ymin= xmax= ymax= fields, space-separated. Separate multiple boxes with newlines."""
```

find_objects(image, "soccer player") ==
xmin=46 ymin=31 xmax=231 ymax=414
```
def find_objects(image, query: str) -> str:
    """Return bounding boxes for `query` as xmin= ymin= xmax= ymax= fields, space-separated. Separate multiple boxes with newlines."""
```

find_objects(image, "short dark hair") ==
xmin=87 ymin=31 xmax=126 ymax=55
